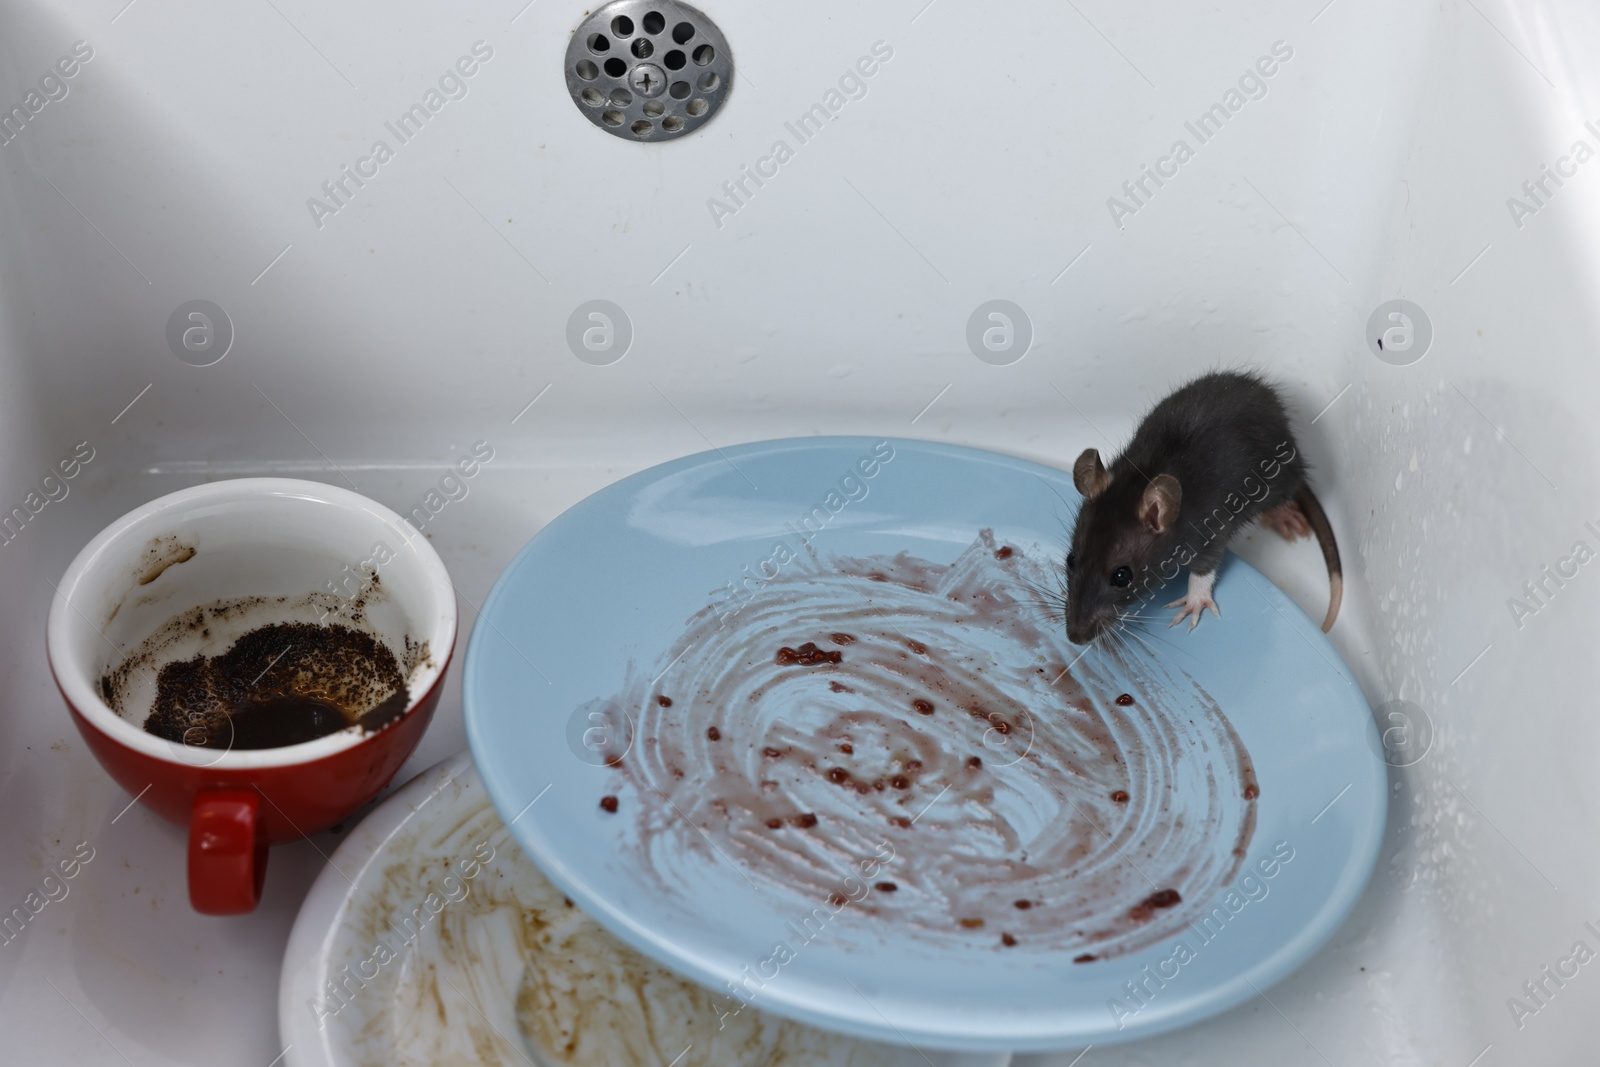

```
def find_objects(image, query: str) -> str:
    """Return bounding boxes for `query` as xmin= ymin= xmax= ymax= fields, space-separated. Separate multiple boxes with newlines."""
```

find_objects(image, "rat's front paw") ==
xmin=1166 ymin=572 xmax=1220 ymax=632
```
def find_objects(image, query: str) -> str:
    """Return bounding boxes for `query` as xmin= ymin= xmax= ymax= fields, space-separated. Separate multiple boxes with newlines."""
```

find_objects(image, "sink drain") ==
xmin=564 ymin=1 xmax=733 ymax=141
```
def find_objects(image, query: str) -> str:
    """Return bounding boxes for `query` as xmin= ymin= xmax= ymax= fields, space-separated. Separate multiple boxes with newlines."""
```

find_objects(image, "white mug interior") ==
xmin=48 ymin=478 xmax=457 ymax=770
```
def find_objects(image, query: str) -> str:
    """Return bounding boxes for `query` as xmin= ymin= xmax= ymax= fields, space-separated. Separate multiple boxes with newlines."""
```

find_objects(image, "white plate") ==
xmin=278 ymin=751 xmax=1002 ymax=1067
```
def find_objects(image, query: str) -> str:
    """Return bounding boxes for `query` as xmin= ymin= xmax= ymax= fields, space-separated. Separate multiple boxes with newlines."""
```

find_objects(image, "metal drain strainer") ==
xmin=564 ymin=1 xmax=733 ymax=141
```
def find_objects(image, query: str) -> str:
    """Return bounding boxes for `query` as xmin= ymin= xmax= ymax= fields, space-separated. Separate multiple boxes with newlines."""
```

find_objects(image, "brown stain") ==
xmin=134 ymin=622 xmax=406 ymax=749
xmin=401 ymin=635 xmax=432 ymax=677
xmin=774 ymin=642 xmax=843 ymax=666
xmin=601 ymin=529 xmax=1260 ymax=961
xmin=100 ymin=591 xmax=426 ymax=732
xmin=1127 ymin=888 xmax=1183 ymax=923
xmin=106 ymin=534 xmax=193 ymax=623
xmin=332 ymin=788 xmax=883 ymax=1067
xmin=138 ymin=541 xmax=196 ymax=585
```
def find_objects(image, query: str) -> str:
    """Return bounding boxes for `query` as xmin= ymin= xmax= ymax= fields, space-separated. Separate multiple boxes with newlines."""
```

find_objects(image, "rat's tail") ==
xmin=1294 ymin=484 xmax=1342 ymax=632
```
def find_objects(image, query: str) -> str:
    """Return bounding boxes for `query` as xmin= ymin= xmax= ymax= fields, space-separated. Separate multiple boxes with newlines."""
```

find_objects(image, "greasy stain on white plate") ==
xmin=312 ymin=778 xmax=894 ymax=1067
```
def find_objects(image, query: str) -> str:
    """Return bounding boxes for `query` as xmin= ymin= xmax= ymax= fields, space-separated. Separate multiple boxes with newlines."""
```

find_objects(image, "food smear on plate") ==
xmin=328 ymin=782 xmax=896 ymax=1067
xmin=597 ymin=530 xmax=1258 ymax=960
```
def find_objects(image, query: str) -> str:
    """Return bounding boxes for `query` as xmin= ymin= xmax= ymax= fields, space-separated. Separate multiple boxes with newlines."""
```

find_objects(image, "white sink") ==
xmin=1 ymin=0 xmax=1597 ymax=1063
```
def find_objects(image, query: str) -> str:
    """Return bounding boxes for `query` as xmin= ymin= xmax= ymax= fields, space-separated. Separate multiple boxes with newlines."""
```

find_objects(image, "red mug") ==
xmin=47 ymin=479 xmax=457 ymax=914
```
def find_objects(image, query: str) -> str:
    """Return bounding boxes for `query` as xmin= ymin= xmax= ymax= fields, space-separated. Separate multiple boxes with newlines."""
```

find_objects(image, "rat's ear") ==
xmin=1139 ymin=475 xmax=1181 ymax=533
xmin=1073 ymin=449 xmax=1110 ymax=499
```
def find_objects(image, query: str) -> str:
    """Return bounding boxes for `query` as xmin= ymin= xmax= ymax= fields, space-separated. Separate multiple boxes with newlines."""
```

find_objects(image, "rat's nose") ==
xmin=1065 ymin=599 xmax=1101 ymax=646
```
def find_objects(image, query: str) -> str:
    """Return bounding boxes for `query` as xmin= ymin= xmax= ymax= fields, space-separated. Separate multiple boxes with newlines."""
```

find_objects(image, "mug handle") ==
xmin=188 ymin=789 xmax=268 ymax=915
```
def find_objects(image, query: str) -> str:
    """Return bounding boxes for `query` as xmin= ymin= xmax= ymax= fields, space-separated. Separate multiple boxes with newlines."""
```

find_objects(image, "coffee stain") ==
xmin=97 ymin=590 xmax=427 ymax=745
xmin=136 ymin=534 xmax=197 ymax=585
xmin=602 ymin=530 xmax=1258 ymax=960
xmin=135 ymin=622 xmax=405 ymax=747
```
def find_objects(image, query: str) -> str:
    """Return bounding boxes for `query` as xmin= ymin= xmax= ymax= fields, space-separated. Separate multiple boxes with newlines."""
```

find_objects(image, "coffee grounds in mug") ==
xmin=138 ymin=622 xmax=407 ymax=749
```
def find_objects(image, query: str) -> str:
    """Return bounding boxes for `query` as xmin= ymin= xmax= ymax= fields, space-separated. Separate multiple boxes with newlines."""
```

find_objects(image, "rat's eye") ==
xmin=1111 ymin=565 xmax=1133 ymax=587
xmin=1066 ymin=553 xmax=1077 ymax=571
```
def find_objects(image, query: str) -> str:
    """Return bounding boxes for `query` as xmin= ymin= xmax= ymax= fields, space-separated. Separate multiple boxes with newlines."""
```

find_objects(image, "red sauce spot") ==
xmin=890 ymin=775 xmax=910 ymax=789
xmin=828 ymin=681 xmax=854 ymax=693
xmin=830 ymin=632 xmax=856 ymax=645
xmin=827 ymin=767 xmax=850 ymax=784
xmin=604 ymin=755 xmax=624 ymax=768
xmin=828 ymin=892 xmax=847 ymax=906
xmin=959 ymin=917 xmax=985 ymax=929
xmin=867 ymin=573 xmax=888 ymax=582
xmin=776 ymin=642 xmax=843 ymax=666
xmin=763 ymin=747 xmax=784 ymax=759
xmin=765 ymin=817 xmax=782 ymax=829
xmin=1111 ymin=790 xmax=1129 ymax=803
xmin=657 ymin=695 xmax=673 ymax=707
xmin=563 ymin=897 xmax=573 ymax=907
xmin=907 ymin=760 xmax=923 ymax=771
xmin=875 ymin=881 xmax=897 ymax=892
xmin=888 ymin=816 xmax=912 ymax=828
xmin=1115 ymin=693 xmax=1135 ymax=706
xmin=912 ymin=699 xmax=934 ymax=715
xmin=967 ymin=756 xmax=982 ymax=769
xmin=839 ymin=743 xmax=854 ymax=754
xmin=791 ymin=812 xmax=818 ymax=828
xmin=1244 ymin=783 xmax=1260 ymax=800
xmin=1014 ymin=899 xmax=1033 ymax=910
xmin=1001 ymin=932 xmax=1017 ymax=947
xmin=989 ymin=717 xmax=1012 ymax=735
xmin=854 ymin=781 xmax=872 ymax=794
xmin=599 ymin=795 xmax=618 ymax=813
xmin=872 ymin=780 xmax=885 ymax=791
xmin=906 ymin=639 xmax=928 ymax=655
xmin=995 ymin=546 xmax=1014 ymax=559
xmin=706 ymin=726 xmax=721 ymax=741
xmin=1127 ymin=888 xmax=1182 ymax=922
xmin=1073 ymin=953 xmax=1097 ymax=964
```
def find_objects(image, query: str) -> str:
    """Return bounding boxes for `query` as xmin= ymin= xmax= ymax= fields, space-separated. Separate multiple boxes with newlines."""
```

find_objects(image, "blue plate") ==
xmin=465 ymin=437 xmax=1385 ymax=1051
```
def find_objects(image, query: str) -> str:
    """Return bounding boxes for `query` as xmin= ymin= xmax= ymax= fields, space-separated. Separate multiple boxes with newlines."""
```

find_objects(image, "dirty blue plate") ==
xmin=464 ymin=437 xmax=1385 ymax=1052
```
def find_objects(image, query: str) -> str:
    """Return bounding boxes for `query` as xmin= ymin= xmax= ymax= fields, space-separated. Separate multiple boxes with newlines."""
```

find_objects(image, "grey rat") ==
xmin=1063 ymin=370 xmax=1342 ymax=645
